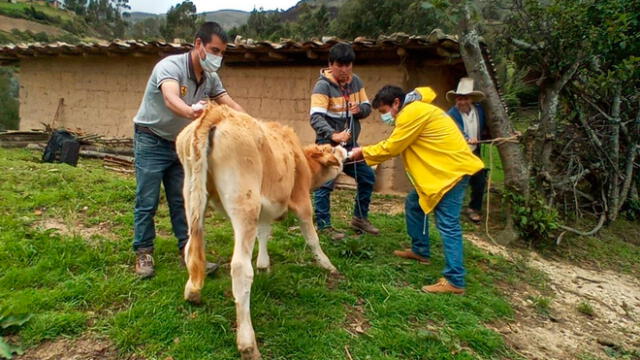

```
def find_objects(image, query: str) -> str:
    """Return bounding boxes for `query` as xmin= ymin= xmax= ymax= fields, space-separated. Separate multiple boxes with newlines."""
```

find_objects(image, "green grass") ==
xmin=0 ymin=2 xmax=74 ymax=23
xmin=527 ymin=295 xmax=552 ymax=317
xmin=545 ymin=219 xmax=640 ymax=279
xmin=576 ymin=301 xmax=595 ymax=317
xmin=0 ymin=147 xmax=531 ymax=359
xmin=480 ymin=144 xmax=504 ymax=186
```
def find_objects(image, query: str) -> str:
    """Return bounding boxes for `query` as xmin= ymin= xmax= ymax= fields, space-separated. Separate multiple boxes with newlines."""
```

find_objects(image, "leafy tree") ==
xmin=230 ymin=8 xmax=292 ymax=41
xmin=502 ymin=0 xmax=639 ymax=227
xmin=64 ymin=0 xmax=88 ymax=16
xmin=65 ymin=0 xmax=129 ymax=39
xmin=160 ymin=1 xmax=201 ymax=42
xmin=330 ymin=0 xmax=447 ymax=38
xmin=293 ymin=4 xmax=330 ymax=40
xmin=128 ymin=17 xmax=164 ymax=40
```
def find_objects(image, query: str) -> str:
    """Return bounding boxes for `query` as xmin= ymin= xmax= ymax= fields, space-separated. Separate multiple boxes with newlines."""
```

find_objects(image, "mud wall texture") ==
xmin=19 ymin=55 xmax=462 ymax=193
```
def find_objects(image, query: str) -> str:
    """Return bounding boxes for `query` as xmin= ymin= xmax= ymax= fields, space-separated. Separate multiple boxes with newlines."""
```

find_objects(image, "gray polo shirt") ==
xmin=133 ymin=52 xmax=226 ymax=141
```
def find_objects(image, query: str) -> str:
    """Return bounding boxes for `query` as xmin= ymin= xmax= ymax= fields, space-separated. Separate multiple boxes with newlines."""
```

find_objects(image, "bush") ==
xmin=0 ymin=31 xmax=13 ymax=45
xmin=33 ymin=31 xmax=49 ymax=42
xmin=505 ymin=191 xmax=560 ymax=247
xmin=24 ymin=5 xmax=53 ymax=23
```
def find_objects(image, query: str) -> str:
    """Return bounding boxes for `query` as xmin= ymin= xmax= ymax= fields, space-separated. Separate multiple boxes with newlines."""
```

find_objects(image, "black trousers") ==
xmin=468 ymin=147 xmax=488 ymax=211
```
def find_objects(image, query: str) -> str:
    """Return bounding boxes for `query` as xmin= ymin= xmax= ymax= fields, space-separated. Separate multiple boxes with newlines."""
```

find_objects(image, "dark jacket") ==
xmin=447 ymin=104 xmax=489 ymax=154
xmin=309 ymin=68 xmax=371 ymax=149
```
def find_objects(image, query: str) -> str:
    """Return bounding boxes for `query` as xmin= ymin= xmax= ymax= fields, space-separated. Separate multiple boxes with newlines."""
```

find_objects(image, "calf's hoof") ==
xmin=329 ymin=269 xmax=343 ymax=278
xmin=185 ymin=292 xmax=201 ymax=305
xmin=184 ymin=286 xmax=202 ymax=305
xmin=239 ymin=346 xmax=261 ymax=360
xmin=256 ymin=266 xmax=271 ymax=274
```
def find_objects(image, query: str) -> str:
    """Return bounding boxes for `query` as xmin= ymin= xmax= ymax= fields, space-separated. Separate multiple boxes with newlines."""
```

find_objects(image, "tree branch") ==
xmin=573 ymin=97 xmax=616 ymax=170
xmin=557 ymin=186 xmax=608 ymax=243
xmin=557 ymin=60 xmax=581 ymax=90
xmin=617 ymin=101 xmax=640 ymax=215
xmin=579 ymin=93 xmax=614 ymax=121
xmin=608 ymin=88 xmax=622 ymax=221
xmin=558 ymin=212 xmax=606 ymax=238
xmin=510 ymin=38 xmax=540 ymax=51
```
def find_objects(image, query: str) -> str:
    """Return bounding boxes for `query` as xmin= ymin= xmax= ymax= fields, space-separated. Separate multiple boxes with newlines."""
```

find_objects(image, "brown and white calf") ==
xmin=176 ymin=104 xmax=345 ymax=359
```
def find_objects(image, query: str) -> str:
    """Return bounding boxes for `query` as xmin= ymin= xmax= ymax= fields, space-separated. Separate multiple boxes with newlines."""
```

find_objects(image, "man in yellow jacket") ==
xmin=350 ymin=85 xmax=484 ymax=294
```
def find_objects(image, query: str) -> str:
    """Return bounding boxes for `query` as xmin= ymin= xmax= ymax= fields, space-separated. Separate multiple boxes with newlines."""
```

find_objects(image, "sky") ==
xmin=129 ymin=0 xmax=302 ymax=14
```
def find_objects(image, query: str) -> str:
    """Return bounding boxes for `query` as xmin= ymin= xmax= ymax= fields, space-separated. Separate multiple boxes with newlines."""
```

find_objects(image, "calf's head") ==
xmin=303 ymin=144 xmax=348 ymax=189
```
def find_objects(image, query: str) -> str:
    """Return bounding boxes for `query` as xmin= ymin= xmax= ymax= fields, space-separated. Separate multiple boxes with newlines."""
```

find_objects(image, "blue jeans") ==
xmin=313 ymin=160 xmax=375 ymax=229
xmin=132 ymin=129 xmax=188 ymax=252
xmin=405 ymin=176 xmax=470 ymax=288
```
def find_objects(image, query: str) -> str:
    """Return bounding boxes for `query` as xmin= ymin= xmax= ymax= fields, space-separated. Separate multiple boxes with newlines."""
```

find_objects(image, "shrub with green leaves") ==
xmin=505 ymin=191 xmax=560 ymax=247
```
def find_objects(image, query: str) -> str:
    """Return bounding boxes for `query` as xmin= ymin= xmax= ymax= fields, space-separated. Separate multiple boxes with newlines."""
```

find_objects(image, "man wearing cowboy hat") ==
xmin=446 ymin=77 xmax=489 ymax=223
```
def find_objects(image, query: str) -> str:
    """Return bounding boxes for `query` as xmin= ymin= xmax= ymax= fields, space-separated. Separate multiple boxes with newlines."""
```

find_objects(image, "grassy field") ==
xmin=0 ymin=147 xmax=546 ymax=359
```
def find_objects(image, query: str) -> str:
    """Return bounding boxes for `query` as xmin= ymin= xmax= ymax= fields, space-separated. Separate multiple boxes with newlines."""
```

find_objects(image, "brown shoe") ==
xmin=180 ymin=247 xmax=219 ymax=276
xmin=318 ymin=226 xmax=346 ymax=241
xmin=393 ymin=249 xmax=430 ymax=264
xmin=422 ymin=278 xmax=465 ymax=295
xmin=351 ymin=217 xmax=380 ymax=235
xmin=135 ymin=249 xmax=155 ymax=279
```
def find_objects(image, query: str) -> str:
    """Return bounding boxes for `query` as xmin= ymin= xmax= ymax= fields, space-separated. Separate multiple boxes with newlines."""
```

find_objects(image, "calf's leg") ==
xmin=292 ymin=199 xmax=337 ymax=274
xmin=256 ymin=223 xmax=272 ymax=271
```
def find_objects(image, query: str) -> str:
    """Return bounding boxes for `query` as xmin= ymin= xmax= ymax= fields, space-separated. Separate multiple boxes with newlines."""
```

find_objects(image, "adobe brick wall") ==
xmin=19 ymin=56 xmax=152 ymax=137
xmin=19 ymin=55 xmax=461 ymax=194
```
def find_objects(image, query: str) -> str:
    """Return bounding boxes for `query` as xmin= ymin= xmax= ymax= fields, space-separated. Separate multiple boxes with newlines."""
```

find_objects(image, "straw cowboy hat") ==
xmin=446 ymin=77 xmax=486 ymax=103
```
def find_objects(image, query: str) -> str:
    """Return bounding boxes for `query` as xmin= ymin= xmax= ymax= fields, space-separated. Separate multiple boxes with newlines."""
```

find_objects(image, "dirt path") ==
xmin=32 ymin=215 xmax=116 ymax=245
xmin=465 ymin=234 xmax=640 ymax=359
xmin=14 ymin=334 xmax=121 ymax=360
xmin=0 ymin=14 xmax=66 ymax=36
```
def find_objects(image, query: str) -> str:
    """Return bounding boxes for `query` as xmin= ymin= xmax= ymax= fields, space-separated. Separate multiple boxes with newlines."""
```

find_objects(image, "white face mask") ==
xmin=200 ymin=49 xmax=222 ymax=73
xmin=380 ymin=112 xmax=395 ymax=126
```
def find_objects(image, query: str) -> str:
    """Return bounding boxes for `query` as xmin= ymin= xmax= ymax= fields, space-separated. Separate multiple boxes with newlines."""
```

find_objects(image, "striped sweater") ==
xmin=309 ymin=68 xmax=371 ymax=149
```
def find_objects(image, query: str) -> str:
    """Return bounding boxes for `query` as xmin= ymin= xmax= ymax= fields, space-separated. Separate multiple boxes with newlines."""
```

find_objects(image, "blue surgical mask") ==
xmin=380 ymin=112 xmax=395 ymax=126
xmin=200 ymin=51 xmax=222 ymax=73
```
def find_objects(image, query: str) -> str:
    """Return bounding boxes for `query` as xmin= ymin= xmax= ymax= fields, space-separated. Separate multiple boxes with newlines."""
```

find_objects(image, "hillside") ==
xmin=127 ymin=9 xmax=250 ymax=31
xmin=0 ymin=14 xmax=66 ymax=36
xmin=281 ymin=0 xmax=347 ymax=21
xmin=202 ymin=9 xmax=250 ymax=30
xmin=127 ymin=0 xmax=348 ymax=33
xmin=126 ymin=11 xmax=159 ymax=23
xmin=0 ymin=1 xmax=90 ymax=44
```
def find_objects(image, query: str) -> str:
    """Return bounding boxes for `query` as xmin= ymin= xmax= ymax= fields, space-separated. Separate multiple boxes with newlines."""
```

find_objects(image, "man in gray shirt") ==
xmin=132 ymin=22 xmax=244 ymax=278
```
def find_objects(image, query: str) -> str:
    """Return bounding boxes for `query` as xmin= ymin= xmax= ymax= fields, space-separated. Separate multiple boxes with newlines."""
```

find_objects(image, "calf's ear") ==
xmin=321 ymin=153 xmax=340 ymax=166
xmin=305 ymin=145 xmax=340 ymax=166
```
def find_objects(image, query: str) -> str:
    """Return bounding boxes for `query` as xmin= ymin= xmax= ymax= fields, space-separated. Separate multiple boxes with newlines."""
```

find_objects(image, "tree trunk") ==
xmin=534 ymin=62 xmax=580 ymax=177
xmin=535 ymin=81 xmax=561 ymax=176
xmin=456 ymin=10 xmax=529 ymax=198
xmin=608 ymin=89 xmax=622 ymax=221
xmin=454 ymin=1 xmax=529 ymax=244
xmin=611 ymin=95 xmax=639 ymax=221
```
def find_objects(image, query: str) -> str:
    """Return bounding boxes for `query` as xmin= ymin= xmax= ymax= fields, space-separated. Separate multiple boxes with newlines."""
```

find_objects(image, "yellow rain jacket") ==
xmin=363 ymin=87 xmax=484 ymax=214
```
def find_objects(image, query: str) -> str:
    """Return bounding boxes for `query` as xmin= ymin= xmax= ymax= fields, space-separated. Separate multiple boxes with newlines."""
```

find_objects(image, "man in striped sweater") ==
xmin=309 ymin=43 xmax=379 ymax=240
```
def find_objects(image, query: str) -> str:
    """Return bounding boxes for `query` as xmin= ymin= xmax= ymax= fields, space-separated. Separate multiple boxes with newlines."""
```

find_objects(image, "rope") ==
xmin=485 ymin=141 xmax=498 ymax=244
xmin=481 ymin=132 xmax=521 ymax=245
xmin=476 ymin=133 xmax=520 ymax=145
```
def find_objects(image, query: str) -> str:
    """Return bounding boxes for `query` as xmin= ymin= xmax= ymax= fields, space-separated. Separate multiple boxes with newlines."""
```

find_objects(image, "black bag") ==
xmin=42 ymin=130 xmax=80 ymax=166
